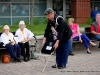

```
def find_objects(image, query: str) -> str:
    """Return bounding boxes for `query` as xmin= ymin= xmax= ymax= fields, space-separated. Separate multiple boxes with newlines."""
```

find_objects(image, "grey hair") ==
xmin=96 ymin=13 xmax=100 ymax=17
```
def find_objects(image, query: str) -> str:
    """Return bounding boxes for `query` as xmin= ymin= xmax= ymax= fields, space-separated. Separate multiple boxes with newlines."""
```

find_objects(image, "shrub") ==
xmin=86 ymin=18 xmax=93 ymax=25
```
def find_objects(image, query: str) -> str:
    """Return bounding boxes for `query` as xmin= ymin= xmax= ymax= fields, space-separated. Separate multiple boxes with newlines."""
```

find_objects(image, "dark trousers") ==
xmin=5 ymin=44 xmax=20 ymax=58
xmin=18 ymin=42 xmax=30 ymax=58
xmin=56 ymin=39 xmax=71 ymax=67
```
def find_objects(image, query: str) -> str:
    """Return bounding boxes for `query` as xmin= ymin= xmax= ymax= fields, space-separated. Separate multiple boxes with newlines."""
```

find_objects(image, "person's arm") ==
xmin=1 ymin=34 xmax=9 ymax=45
xmin=54 ymin=18 xmax=65 ymax=50
xmin=42 ymin=22 xmax=51 ymax=47
xmin=26 ymin=29 xmax=34 ymax=42
xmin=91 ymin=25 xmax=100 ymax=35
xmin=15 ymin=30 xmax=22 ymax=42
xmin=57 ymin=18 xmax=65 ymax=41
xmin=77 ymin=25 xmax=82 ymax=43
xmin=44 ymin=22 xmax=51 ymax=38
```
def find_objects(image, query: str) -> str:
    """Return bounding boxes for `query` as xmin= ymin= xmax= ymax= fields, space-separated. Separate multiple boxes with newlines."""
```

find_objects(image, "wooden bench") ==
xmin=72 ymin=27 xmax=100 ymax=49
xmin=0 ymin=32 xmax=37 ymax=58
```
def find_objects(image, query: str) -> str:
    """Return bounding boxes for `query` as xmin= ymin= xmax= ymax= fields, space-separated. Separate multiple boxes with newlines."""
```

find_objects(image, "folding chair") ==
xmin=33 ymin=39 xmax=56 ymax=72
xmin=33 ymin=51 xmax=55 ymax=72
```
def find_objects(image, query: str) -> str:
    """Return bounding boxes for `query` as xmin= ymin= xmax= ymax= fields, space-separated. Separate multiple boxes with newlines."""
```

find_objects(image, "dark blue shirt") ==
xmin=91 ymin=10 xmax=99 ymax=21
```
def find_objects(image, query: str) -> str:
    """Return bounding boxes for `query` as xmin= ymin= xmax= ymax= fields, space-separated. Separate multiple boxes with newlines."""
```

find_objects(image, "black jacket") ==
xmin=44 ymin=15 xmax=72 ymax=42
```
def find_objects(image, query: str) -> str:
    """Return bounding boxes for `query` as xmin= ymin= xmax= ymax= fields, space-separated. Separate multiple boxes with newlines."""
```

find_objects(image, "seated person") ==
xmin=15 ymin=21 xmax=34 ymax=62
xmin=91 ymin=13 xmax=100 ymax=41
xmin=68 ymin=18 xmax=97 ymax=54
xmin=0 ymin=25 xmax=21 ymax=62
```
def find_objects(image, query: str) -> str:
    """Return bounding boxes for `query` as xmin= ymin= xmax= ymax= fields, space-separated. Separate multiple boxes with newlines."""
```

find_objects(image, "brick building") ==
xmin=0 ymin=0 xmax=100 ymax=25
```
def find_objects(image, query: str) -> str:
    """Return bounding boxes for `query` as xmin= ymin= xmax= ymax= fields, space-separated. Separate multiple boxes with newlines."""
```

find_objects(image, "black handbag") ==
xmin=41 ymin=39 xmax=56 ymax=54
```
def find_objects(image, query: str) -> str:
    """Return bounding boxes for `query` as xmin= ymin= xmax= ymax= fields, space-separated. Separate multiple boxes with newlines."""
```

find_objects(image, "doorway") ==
xmin=52 ymin=0 xmax=63 ymax=16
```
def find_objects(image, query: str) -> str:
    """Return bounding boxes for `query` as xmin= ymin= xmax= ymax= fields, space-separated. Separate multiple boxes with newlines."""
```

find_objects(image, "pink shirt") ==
xmin=70 ymin=23 xmax=79 ymax=38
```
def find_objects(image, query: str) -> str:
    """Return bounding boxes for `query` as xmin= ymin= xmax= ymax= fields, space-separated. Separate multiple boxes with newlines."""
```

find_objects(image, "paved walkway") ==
xmin=0 ymin=46 xmax=100 ymax=75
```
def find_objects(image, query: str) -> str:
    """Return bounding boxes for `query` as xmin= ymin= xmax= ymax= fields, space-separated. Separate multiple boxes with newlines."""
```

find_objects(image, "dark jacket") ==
xmin=44 ymin=15 xmax=72 ymax=42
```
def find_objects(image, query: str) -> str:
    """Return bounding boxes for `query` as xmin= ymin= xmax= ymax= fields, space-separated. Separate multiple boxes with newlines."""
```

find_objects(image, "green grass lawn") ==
xmin=0 ymin=25 xmax=46 ymax=36
xmin=0 ymin=24 xmax=91 ymax=36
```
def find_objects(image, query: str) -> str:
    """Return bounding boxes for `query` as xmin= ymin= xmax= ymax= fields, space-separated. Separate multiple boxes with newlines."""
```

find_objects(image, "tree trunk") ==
xmin=30 ymin=0 xmax=34 ymax=25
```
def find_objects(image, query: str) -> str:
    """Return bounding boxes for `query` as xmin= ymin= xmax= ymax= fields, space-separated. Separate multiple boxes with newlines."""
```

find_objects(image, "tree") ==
xmin=30 ymin=0 xmax=34 ymax=25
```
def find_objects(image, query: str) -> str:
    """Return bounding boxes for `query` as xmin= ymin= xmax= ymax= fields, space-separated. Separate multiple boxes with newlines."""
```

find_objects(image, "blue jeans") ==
xmin=56 ymin=39 xmax=71 ymax=67
xmin=5 ymin=44 xmax=20 ymax=58
xmin=69 ymin=39 xmax=73 ymax=54
xmin=95 ymin=35 xmax=100 ymax=40
xmin=73 ymin=34 xmax=90 ymax=49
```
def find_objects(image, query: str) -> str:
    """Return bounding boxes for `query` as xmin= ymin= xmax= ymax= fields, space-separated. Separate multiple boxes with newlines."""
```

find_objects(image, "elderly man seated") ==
xmin=0 ymin=25 xmax=21 ymax=62
xmin=91 ymin=13 xmax=100 ymax=47
xmin=15 ymin=21 xmax=34 ymax=62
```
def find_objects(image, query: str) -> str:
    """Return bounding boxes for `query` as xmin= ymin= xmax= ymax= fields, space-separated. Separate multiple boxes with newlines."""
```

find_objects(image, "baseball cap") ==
xmin=44 ymin=8 xmax=54 ymax=15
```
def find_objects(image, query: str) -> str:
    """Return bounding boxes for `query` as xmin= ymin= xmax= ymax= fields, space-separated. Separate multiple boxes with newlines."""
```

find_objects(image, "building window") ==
xmin=12 ymin=3 xmax=29 ymax=16
xmin=0 ymin=0 xmax=47 ymax=25
xmin=12 ymin=17 xmax=29 ymax=25
xmin=91 ymin=0 xmax=100 ymax=11
xmin=33 ymin=3 xmax=46 ymax=16
xmin=0 ymin=18 xmax=11 ymax=25
xmin=0 ymin=0 xmax=10 ymax=2
xmin=0 ymin=3 xmax=10 ymax=16
xmin=12 ymin=0 xmax=29 ymax=2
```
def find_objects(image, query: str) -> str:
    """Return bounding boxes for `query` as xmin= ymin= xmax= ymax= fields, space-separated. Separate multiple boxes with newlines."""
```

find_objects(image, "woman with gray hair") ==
xmin=15 ymin=21 xmax=34 ymax=62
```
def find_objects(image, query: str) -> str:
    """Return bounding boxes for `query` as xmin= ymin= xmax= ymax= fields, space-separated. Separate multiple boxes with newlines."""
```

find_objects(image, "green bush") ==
xmin=86 ymin=18 xmax=93 ymax=25
xmin=42 ymin=17 xmax=48 ymax=25
xmin=3 ymin=22 xmax=8 ymax=25
xmin=33 ymin=17 xmax=40 ymax=25
xmin=33 ymin=17 xmax=47 ymax=25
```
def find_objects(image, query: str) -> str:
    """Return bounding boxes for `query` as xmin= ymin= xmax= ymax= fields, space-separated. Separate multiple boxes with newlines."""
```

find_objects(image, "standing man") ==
xmin=42 ymin=8 xmax=72 ymax=69
xmin=91 ymin=6 xmax=99 ymax=21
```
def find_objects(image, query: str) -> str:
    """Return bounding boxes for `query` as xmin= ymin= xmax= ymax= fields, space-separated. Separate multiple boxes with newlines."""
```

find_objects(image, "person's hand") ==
xmin=71 ymin=37 xmax=73 ymax=41
xmin=79 ymin=38 xmax=82 ymax=43
xmin=53 ymin=40 xmax=59 ymax=50
xmin=21 ymin=40 xmax=24 ymax=43
xmin=9 ymin=41 xmax=15 ymax=45
xmin=42 ymin=37 xmax=46 ymax=47
xmin=27 ymin=38 xmax=31 ymax=42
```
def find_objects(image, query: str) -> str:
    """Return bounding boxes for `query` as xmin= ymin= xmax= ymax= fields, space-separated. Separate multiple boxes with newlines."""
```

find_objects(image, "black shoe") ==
xmin=24 ymin=57 xmax=28 ymax=62
xmin=13 ymin=58 xmax=17 ymax=63
xmin=87 ymin=51 xmax=91 ymax=54
xmin=52 ymin=65 xmax=57 ymax=68
xmin=12 ymin=58 xmax=17 ymax=63
xmin=27 ymin=57 xmax=30 ymax=61
xmin=58 ymin=66 xmax=66 ymax=69
xmin=69 ymin=53 xmax=74 ymax=56
xmin=17 ymin=58 xmax=21 ymax=63
xmin=98 ymin=45 xmax=100 ymax=48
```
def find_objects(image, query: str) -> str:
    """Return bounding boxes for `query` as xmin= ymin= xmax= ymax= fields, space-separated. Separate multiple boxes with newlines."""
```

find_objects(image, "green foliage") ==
xmin=13 ymin=20 xmax=20 ymax=25
xmin=86 ymin=18 xmax=93 ymax=25
xmin=3 ymin=22 xmax=8 ymax=25
xmin=33 ymin=17 xmax=47 ymax=25
xmin=33 ymin=17 xmax=40 ymax=25
xmin=79 ymin=24 xmax=90 ymax=27
xmin=0 ymin=24 xmax=46 ymax=36
xmin=42 ymin=17 xmax=48 ymax=25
